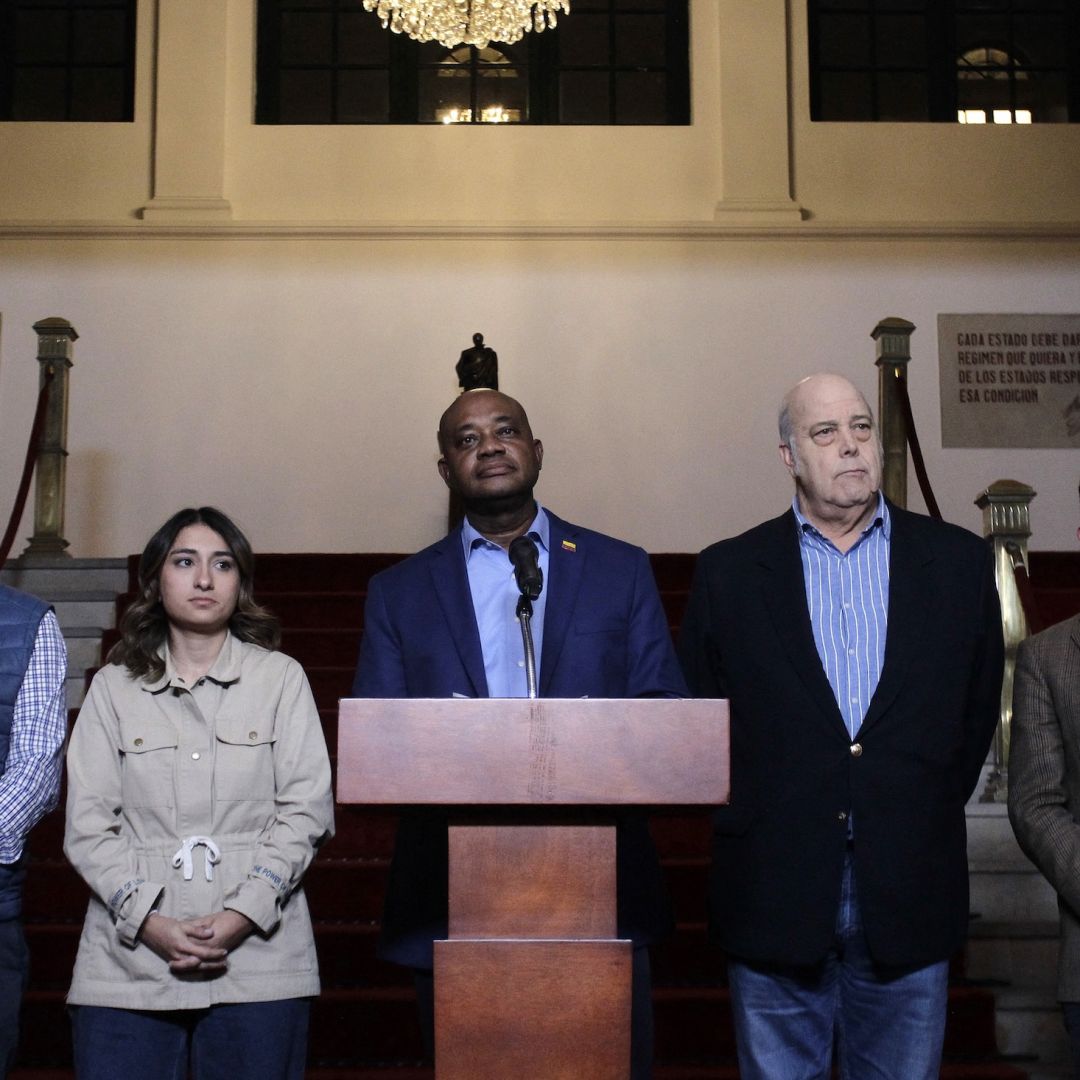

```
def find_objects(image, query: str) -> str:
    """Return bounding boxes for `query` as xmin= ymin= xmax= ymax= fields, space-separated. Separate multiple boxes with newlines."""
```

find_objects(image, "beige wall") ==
xmin=0 ymin=1 xmax=1076 ymax=557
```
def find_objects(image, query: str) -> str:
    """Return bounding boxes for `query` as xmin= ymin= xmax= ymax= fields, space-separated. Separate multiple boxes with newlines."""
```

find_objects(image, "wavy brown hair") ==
xmin=108 ymin=507 xmax=280 ymax=682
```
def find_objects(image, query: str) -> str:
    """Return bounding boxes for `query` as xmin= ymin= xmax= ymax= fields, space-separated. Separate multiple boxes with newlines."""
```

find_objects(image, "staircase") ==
xmin=7 ymin=550 xmax=1048 ymax=1078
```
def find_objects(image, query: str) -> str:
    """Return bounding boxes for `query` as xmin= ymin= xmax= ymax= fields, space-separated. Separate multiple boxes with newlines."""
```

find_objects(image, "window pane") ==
xmin=15 ymin=10 xmax=70 ymax=63
xmin=279 ymin=68 xmax=333 ymax=121
xmin=615 ymin=15 xmax=666 ymax=67
xmin=73 ymin=10 xmax=128 ymax=65
xmin=338 ymin=68 xmax=389 ymax=121
xmin=280 ymin=12 xmax=333 ymax=65
xmin=875 ymin=15 xmax=926 ymax=69
xmin=818 ymin=14 xmax=872 ymax=67
xmin=876 ymin=70 xmax=928 ymax=119
xmin=615 ymin=0 xmax=665 ymax=9
xmin=339 ymin=11 xmax=388 ymax=64
xmin=419 ymin=66 xmax=470 ymax=123
xmin=12 ymin=68 xmax=68 ymax=119
xmin=559 ymin=14 xmax=610 ymax=66
xmin=1015 ymin=69 xmax=1068 ymax=122
xmin=956 ymin=15 xmax=1008 ymax=54
xmin=71 ymin=65 xmax=124 ymax=119
xmin=819 ymin=70 xmax=875 ymax=119
xmin=477 ymin=66 xmax=526 ymax=121
xmin=615 ymin=70 xmax=666 ymax=123
xmin=560 ymin=69 xmax=610 ymax=122
xmin=1014 ymin=15 xmax=1068 ymax=69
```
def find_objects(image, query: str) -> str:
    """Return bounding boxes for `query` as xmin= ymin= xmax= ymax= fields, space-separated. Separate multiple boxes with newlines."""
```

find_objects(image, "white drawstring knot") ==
xmin=171 ymin=835 xmax=221 ymax=881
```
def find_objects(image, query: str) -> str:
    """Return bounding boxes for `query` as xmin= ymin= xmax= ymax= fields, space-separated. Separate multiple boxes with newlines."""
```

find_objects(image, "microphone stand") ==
xmin=516 ymin=593 xmax=538 ymax=700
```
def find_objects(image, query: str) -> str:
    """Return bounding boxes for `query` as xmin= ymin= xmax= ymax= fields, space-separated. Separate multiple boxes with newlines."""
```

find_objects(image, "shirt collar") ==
xmin=142 ymin=631 xmax=243 ymax=693
xmin=792 ymin=493 xmax=891 ymax=544
xmin=461 ymin=504 xmax=551 ymax=562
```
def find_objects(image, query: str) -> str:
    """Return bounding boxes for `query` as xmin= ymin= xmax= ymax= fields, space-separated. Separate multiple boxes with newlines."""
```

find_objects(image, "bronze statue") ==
xmin=456 ymin=332 xmax=498 ymax=391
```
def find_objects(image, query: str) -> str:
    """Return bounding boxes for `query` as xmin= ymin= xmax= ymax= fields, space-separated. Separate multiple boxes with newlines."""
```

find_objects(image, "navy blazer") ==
xmin=678 ymin=501 xmax=1004 ymax=970
xmin=352 ymin=510 xmax=688 ymax=967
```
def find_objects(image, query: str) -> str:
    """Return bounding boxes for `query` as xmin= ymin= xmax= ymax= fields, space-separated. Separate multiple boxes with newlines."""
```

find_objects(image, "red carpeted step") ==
xmin=256 ymin=592 xmax=367 ymax=630
xmin=253 ymin=553 xmax=406 ymax=593
xmin=303 ymin=857 xmax=390 ymax=922
xmin=22 ymin=860 xmax=89 ymax=921
xmin=310 ymin=986 xmax=427 ymax=1061
xmin=314 ymin=923 xmax=410 ymax=988
xmin=23 ymin=924 xmax=79 ymax=991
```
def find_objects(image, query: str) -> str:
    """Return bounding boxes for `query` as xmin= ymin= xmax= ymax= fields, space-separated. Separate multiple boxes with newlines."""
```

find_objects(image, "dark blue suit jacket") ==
xmin=352 ymin=510 xmax=687 ymax=967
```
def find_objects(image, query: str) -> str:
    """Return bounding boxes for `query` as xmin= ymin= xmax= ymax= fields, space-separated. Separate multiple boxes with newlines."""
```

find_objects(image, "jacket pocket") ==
xmin=117 ymin=716 xmax=177 ymax=809
xmin=214 ymin=714 xmax=276 ymax=803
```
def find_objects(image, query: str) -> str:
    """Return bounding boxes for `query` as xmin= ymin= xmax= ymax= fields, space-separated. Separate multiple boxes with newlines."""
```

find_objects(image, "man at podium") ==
xmin=352 ymin=388 xmax=687 ymax=1079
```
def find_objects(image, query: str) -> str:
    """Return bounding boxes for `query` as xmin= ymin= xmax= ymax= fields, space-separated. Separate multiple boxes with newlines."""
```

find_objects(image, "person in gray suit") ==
xmin=1008 ymin=482 xmax=1080 ymax=1075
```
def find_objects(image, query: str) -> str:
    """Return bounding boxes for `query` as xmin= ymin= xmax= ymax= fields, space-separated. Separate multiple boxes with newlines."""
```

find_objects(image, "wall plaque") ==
xmin=938 ymin=313 xmax=1080 ymax=448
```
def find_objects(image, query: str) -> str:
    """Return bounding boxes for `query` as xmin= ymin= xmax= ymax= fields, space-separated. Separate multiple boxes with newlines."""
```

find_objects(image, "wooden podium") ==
xmin=337 ymin=697 xmax=729 ymax=1080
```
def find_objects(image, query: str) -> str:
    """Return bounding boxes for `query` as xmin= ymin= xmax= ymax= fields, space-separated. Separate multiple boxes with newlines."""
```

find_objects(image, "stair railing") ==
xmin=23 ymin=318 xmax=77 ymax=558
xmin=0 ymin=366 xmax=55 ymax=567
xmin=871 ymin=317 xmax=1025 ymax=802
xmin=975 ymin=479 xmax=1037 ymax=802
xmin=872 ymin=317 xmax=941 ymax=519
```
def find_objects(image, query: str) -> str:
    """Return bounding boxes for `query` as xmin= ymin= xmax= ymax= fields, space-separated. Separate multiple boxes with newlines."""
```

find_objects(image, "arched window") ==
xmin=957 ymin=46 xmax=1032 ymax=125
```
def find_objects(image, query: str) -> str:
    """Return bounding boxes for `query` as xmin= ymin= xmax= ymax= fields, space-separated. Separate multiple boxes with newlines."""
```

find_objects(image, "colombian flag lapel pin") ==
xmin=562 ymin=540 xmax=577 ymax=552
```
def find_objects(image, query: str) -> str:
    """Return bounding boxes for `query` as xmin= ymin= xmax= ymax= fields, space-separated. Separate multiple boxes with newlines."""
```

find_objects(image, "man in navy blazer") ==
xmin=352 ymin=388 xmax=686 ymax=1077
xmin=679 ymin=374 xmax=1003 ymax=1079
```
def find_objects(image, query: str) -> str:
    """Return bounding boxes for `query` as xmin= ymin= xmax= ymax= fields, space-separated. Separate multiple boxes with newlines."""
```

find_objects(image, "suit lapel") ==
xmin=428 ymin=528 xmax=488 ymax=697
xmin=538 ymin=513 xmax=583 ymax=696
xmin=758 ymin=512 xmax=848 ymax=735
xmin=861 ymin=505 xmax=933 ymax=733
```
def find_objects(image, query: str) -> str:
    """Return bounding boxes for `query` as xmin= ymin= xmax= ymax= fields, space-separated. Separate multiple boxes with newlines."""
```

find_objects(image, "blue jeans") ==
xmin=0 ymin=917 xmax=29 ymax=1077
xmin=728 ymin=852 xmax=949 ymax=1080
xmin=0 ymin=854 xmax=29 ymax=1077
xmin=1060 ymin=1001 xmax=1080 ymax=1080
xmin=70 ymin=999 xmax=310 ymax=1080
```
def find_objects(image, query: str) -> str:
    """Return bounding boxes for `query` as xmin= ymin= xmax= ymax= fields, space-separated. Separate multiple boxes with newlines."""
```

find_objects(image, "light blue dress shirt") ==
xmin=793 ymin=495 xmax=891 ymax=739
xmin=460 ymin=506 xmax=551 ymax=698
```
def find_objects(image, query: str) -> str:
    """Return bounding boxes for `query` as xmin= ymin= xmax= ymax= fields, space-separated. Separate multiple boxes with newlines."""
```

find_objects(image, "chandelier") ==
xmin=362 ymin=1 xmax=570 ymax=49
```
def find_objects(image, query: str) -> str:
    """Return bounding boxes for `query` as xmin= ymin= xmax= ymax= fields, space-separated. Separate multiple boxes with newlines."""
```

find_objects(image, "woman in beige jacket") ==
xmin=64 ymin=507 xmax=334 ymax=1080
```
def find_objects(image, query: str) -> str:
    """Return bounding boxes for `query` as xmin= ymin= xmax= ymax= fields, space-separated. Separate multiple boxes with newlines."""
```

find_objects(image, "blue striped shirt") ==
xmin=793 ymin=497 xmax=891 ymax=739
xmin=0 ymin=610 xmax=67 ymax=862
xmin=461 ymin=506 xmax=550 ymax=697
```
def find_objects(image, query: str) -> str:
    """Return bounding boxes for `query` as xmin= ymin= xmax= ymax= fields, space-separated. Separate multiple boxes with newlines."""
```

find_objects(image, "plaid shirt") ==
xmin=0 ymin=610 xmax=66 ymax=863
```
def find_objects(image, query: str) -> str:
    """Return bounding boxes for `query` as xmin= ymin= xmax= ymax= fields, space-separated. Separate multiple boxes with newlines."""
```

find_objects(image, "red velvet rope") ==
xmin=892 ymin=371 xmax=942 ymax=522
xmin=0 ymin=368 xmax=55 ymax=568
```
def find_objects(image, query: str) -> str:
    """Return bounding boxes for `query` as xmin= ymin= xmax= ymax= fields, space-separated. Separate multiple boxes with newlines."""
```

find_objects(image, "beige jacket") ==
xmin=64 ymin=635 xmax=334 ymax=1008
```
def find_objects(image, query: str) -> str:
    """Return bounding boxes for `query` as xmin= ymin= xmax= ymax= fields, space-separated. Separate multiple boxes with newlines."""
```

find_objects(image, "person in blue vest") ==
xmin=0 ymin=584 xmax=67 ymax=1077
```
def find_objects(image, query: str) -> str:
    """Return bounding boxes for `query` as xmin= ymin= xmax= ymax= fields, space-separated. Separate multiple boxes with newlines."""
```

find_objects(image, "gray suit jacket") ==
xmin=1008 ymin=614 xmax=1080 ymax=1001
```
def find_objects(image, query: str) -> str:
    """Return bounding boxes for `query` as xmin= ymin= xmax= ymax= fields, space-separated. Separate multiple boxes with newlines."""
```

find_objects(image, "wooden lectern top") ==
xmin=336 ymin=697 xmax=729 ymax=806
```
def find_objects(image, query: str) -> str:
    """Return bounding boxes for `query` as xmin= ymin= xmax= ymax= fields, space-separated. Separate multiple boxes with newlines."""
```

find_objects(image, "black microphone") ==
xmin=508 ymin=535 xmax=543 ymax=601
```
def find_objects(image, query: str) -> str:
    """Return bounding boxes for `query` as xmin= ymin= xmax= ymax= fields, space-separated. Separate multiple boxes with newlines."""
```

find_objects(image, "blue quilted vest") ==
xmin=0 ymin=584 xmax=50 ymax=920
